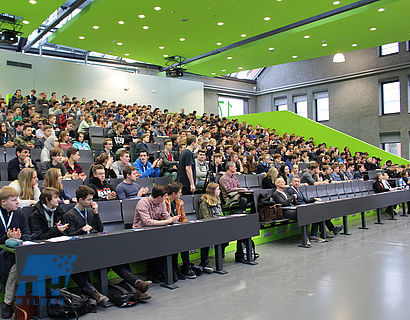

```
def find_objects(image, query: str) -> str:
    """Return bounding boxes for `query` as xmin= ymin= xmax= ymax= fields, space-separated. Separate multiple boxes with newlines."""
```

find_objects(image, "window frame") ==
xmin=379 ymin=42 xmax=400 ymax=57
xmin=381 ymin=80 xmax=401 ymax=115
xmin=314 ymin=91 xmax=330 ymax=122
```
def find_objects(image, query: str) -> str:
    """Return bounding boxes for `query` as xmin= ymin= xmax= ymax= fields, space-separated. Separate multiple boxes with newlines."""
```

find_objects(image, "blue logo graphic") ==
xmin=16 ymin=255 xmax=76 ymax=299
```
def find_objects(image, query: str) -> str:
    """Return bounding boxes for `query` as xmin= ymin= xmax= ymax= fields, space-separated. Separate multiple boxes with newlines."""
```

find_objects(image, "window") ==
xmin=293 ymin=95 xmax=307 ymax=118
xmin=315 ymin=92 xmax=329 ymax=121
xmin=381 ymin=81 xmax=400 ymax=114
xmin=274 ymin=97 xmax=287 ymax=111
xmin=218 ymin=96 xmax=245 ymax=117
xmin=380 ymin=133 xmax=401 ymax=157
xmin=380 ymin=42 xmax=399 ymax=56
xmin=225 ymin=68 xmax=263 ymax=80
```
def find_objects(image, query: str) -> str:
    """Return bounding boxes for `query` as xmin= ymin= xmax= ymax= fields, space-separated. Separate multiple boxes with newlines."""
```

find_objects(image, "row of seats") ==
xmin=216 ymin=173 xmax=266 ymax=189
xmin=0 ymin=147 xmax=95 ymax=163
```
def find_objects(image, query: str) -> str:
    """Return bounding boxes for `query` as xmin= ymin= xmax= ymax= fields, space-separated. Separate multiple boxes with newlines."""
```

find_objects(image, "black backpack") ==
xmin=235 ymin=239 xmax=257 ymax=262
xmin=108 ymin=281 xmax=139 ymax=308
xmin=47 ymin=288 xmax=97 ymax=319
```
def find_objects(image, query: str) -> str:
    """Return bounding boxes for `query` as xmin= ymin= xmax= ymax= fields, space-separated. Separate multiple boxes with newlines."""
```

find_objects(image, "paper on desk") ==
xmin=23 ymin=241 xmax=41 ymax=246
xmin=46 ymin=236 xmax=72 ymax=242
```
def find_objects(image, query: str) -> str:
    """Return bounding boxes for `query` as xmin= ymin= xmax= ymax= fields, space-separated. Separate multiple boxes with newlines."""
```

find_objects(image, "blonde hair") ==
xmin=266 ymin=167 xmax=278 ymax=183
xmin=43 ymin=168 xmax=63 ymax=192
xmin=17 ymin=168 xmax=36 ymax=200
xmin=200 ymin=183 xmax=220 ymax=206
xmin=0 ymin=186 xmax=19 ymax=202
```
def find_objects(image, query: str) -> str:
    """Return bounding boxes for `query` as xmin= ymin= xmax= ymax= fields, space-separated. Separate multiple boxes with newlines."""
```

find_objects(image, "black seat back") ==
xmin=305 ymin=185 xmax=318 ymax=199
xmin=326 ymin=183 xmax=339 ymax=200
xmin=122 ymin=198 xmax=140 ymax=228
xmin=245 ymin=174 xmax=260 ymax=189
xmin=335 ymin=183 xmax=348 ymax=199
xmin=137 ymin=178 xmax=154 ymax=193
xmin=343 ymin=182 xmax=355 ymax=197
xmin=316 ymin=184 xmax=329 ymax=201
xmin=180 ymin=194 xmax=195 ymax=221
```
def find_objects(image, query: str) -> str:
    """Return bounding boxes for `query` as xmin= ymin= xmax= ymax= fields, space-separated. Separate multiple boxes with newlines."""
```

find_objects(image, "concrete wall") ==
xmin=0 ymin=50 xmax=204 ymax=114
xmin=256 ymin=42 xmax=410 ymax=159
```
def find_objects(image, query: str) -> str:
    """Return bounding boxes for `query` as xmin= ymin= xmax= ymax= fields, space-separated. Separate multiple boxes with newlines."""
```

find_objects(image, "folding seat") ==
xmin=154 ymin=176 xmax=172 ymax=186
xmin=326 ymin=183 xmax=339 ymax=200
xmin=180 ymin=194 xmax=196 ymax=221
xmin=305 ymin=185 xmax=318 ymax=200
xmin=137 ymin=177 xmax=154 ymax=193
xmin=245 ymin=174 xmax=260 ymax=189
xmin=121 ymin=198 xmax=140 ymax=228
xmin=343 ymin=182 xmax=355 ymax=198
xmin=316 ymin=184 xmax=329 ymax=201
xmin=335 ymin=183 xmax=348 ymax=199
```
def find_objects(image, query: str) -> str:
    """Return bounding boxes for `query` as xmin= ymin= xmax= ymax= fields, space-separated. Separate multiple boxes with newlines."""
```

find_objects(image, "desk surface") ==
xmin=15 ymin=213 xmax=260 ymax=280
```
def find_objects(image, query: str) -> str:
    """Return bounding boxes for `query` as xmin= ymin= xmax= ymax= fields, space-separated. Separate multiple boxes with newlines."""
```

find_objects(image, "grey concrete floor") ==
xmin=81 ymin=215 xmax=410 ymax=320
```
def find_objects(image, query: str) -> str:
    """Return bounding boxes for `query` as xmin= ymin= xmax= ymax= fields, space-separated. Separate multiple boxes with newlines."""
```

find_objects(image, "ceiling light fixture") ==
xmin=241 ymin=34 xmax=247 ymax=37
xmin=154 ymin=6 xmax=161 ymax=11
xmin=117 ymin=42 xmax=123 ymax=45
xmin=264 ymin=17 xmax=271 ymax=21
xmin=211 ymin=73 xmax=216 ymax=75
xmin=29 ymin=0 xmax=37 ymax=4
xmin=304 ymin=35 xmax=310 ymax=39
xmin=142 ymin=26 xmax=149 ymax=29
xmin=333 ymin=53 xmax=345 ymax=63
xmin=163 ymin=54 xmax=168 ymax=57
xmin=22 ymin=20 xmax=30 ymax=25
xmin=321 ymin=43 xmax=328 ymax=47
xmin=216 ymin=42 xmax=222 ymax=45
xmin=138 ymin=14 xmax=145 ymax=18
xmin=92 ymin=25 xmax=99 ymax=29
xmin=277 ymin=0 xmax=282 ymax=2
xmin=179 ymin=37 xmax=185 ymax=41
xmin=227 ymin=57 xmax=232 ymax=60
xmin=221 ymin=69 xmax=226 ymax=72
xmin=118 ymin=20 xmax=125 ymax=24
xmin=217 ymin=22 xmax=224 ymax=26
xmin=292 ymin=55 xmax=298 ymax=58
xmin=238 ymin=67 xmax=244 ymax=70
xmin=78 ymin=36 xmax=85 ymax=40
xmin=352 ymin=43 xmax=358 ymax=47
xmin=124 ymin=53 xmax=129 ymax=56
xmin=370 ymin=27 xmax=376 ymax=31
xmin=159 ymin=46 xmax=165 ymax=49
xmin=377 ymin=8 xmax=385 ymax=12
xmin=333 ymin=1 xmax=341 ymax=5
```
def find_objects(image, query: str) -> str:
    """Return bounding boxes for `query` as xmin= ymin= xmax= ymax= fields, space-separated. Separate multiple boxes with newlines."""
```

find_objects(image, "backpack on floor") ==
xmin=235 ymin=239 xmax=257 ymax=262
xmin=47 ymin=288 xmax=97 ymax=319
xmin=108 ymin=281 xmax=139 ymax=308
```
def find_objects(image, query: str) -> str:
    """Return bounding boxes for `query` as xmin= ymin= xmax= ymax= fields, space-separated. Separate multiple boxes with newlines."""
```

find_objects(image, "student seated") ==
xmin=164 ymin=182 xmax=196 ymax=279
xmin=133 ymin=149 xmax=161 ymax=178
xmin=0 ymin=186 xmax=32 ymax=319
xmin=40 ymin=147 xmax=70 ymax=178
xmin=43 ymin=168 xmax=75 ymax=204
xmin=93 ymin=153 xmax=117 ymax=179
xmin=195 ymin=149 xmax=208 ymax=190
xmin=373 ymin=173 xmax=396 ymax=215
xmin=72 ymin=132 xmax=91 ymax=150
xmin=63 ymin=186 xmax=151 ymax=305
xmin=13 ymin=124 xmax=35 ymax=148
xmin=87 ymin=164 xmax=117 ymax=201
xmin=198 ymin=183 xmax=228 ymax=273
xmin=112 ymin=149 xmax=132 ymax=179
xmin=158 ymin=139 xmax=178 ymax=180
xmin=116 ymin=166 xmax=149 ymax=200
xmin=64 ymin=147 xmax=87 ymax=180
xmin=9 ymin=168 xmax=41 ymax=207
xmin=262 ymin=167 xmax=278 ymax=190
xmin=8 ymin=145 xmax=42 ymax=181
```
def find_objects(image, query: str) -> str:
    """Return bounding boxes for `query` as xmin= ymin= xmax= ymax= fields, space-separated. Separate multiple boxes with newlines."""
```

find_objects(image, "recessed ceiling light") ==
xmin=163 ymin=54 xmax=168 ymax=57
xmin=118 ymin=20 xmax=125 ymax=24
xmin=377 ymin=8 xmax=385 ymax=12
xmin=221 ymin=69 xmax=226 ymax=72
xmin=78 ymin=36 xmax=85 ymax=40
xmin=269 ymin=47 xmax=275 ymax=51
xmin=238 ymin=67 xmax=244 ymax=70
xmin=241 ymin=34 xmax=247 ymax=37
xmin=154 ymin=6 xmax=161 ymax=11
xmin=352 ymin=43 xmax=358 ymax=47
xmin=304 ymin=35 xmax=310 ymax=39
xmin=264 ymin=17 xmax=271 ymax=21
xmin=216 ymin=42 xmax=222 ymax=45
xmin=333 ymin=1 xmax=341 ymax=5
xmin=277 ymin=0 xmax=282 ymax=2
xmin=179 ymin=37 xmax=185 ymax=41
xmin=92 ymin=25 xmax=99 ymax=29
xmin=138 ymin=14 xmax=146 ymax=18
xmin=292 ymin=55 xmax=298 ymax=59
xmin=142 ymin=26 xmax=149 ymax=29
xmin=217 ymin=22 xmax=224 ymax=26
xmin=227 ymin=57 xmax=232 ymax=60
xmin=124 ymin=53 xmax=129 ymax=56
xmin=117 ymin=42 xmax=123 ymax=45
xmin=321 ymin=43 xmax=328 ymax=47
xmin=370 ymin=27 xmax=376 ymax=31
xmin=22 ymin=20 xmax=30 ymax=25
xmin=211 ymin=73 xmax=216 ymax=75
xmin=29 ymin=0 xmax=37 ymax=4
xmin=159 ymin=46 xmax=165 ymax=49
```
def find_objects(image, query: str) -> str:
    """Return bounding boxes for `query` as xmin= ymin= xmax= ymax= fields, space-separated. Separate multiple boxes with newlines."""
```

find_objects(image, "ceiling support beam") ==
xmin=161 ymin=0 xmax=380 ymax=71
xmin=22 ymin=0 xmax=89 ymax=53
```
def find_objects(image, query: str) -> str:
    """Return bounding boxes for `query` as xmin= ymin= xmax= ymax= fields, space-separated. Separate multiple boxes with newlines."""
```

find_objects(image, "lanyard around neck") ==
xmin=74 ymin=206 xmax=87 ymax=223
xmin=0 ymin=210 xmax=13 ymax=233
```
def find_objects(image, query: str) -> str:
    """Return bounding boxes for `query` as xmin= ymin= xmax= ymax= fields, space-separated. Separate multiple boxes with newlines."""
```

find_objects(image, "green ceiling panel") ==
xmin=48 ymin=0 xmax=409 ymax=76
xmin=1 ymin=0 xmax=66 ymax=37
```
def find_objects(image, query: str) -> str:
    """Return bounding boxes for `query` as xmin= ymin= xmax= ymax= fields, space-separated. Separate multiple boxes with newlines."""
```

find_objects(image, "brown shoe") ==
xmin=136 ymin=289 xmax=151 ymax=301
xmin=135 ymin=279 xmax=152 ymax=293
xmin=90 ymin=290 xmax=109 ymax=306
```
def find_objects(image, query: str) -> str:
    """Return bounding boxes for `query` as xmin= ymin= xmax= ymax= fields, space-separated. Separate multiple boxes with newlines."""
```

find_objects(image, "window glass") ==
xmin=274 ymin=97 xmax=287 ymax=111
xmin=218 ymin=96 xmax=245 ymax=117
xmin=380 ymin=42 xmax=399 ymax=56
xmin=382 ymin=81 xmax=400 ymax=114
xmin=316 ymin=97 xmax=329 ymax=121
xmin=295 ymin=100 xmax=307 ymax=118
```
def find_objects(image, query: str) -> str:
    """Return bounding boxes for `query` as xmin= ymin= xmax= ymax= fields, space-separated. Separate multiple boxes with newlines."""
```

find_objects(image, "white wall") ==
xmin=0 ymin=50 xmax=204 ymax=114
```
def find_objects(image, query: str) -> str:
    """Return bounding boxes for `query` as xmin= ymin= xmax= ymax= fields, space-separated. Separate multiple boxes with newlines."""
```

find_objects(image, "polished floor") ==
xmin=82 ymin=214 xmax=410 ymax=320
